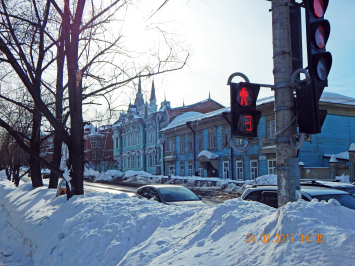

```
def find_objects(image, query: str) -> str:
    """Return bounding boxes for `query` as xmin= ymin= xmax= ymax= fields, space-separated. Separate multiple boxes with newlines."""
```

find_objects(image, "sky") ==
xmin=119 ymin=0 xmax=355 ymax=110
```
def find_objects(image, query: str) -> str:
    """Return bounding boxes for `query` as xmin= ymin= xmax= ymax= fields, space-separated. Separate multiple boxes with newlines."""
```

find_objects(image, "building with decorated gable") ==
xmin=112 ymin=79 xmax=224 ymax=174
xmin=160 ymin=92 xmax=355 ymax=181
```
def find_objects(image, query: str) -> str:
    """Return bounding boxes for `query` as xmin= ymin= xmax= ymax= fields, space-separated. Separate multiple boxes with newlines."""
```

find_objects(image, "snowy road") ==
xmin=83 ymin=182 xmax=223 ymax=206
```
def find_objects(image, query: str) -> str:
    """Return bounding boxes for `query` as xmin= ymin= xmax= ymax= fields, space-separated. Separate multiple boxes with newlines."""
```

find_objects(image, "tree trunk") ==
xmin=64 ymin=0 xmax=86 ymax=197
xmin=30 ymin=106 xmax=43 ymax=187
xmin=13 ymin=167 xmax=20 ymax=187
xmin=5 ymin=167 xmax=11 ymax=181
xmin=49 ymin=27 xmax=65 ymax=189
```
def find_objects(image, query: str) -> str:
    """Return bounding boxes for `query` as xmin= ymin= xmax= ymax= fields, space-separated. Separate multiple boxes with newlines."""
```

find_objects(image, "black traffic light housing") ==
xmin=297 ymin=0 xmax=332 ymax=134
xmin=230 ymin=82 xmax=261 ymax=138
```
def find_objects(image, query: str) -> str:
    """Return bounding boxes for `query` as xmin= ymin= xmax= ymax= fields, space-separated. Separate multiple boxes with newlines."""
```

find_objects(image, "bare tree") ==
xmin=0 ymin=0 xmax=189 ymax=197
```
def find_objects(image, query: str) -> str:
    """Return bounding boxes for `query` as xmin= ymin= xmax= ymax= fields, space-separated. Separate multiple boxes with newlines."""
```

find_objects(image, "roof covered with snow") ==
xmin=160 ymin=107 xmax=229 ymax=132
xmin=257 ymin=92 xmax=355 ymax=106
xmin=324 ymin=151 xmax=349 ymax=161
xmin=197 ymin=150 xmax=220 ymax=159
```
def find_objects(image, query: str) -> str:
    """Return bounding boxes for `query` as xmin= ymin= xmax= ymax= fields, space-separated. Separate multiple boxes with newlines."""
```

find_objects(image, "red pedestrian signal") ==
xmin=237 ymin=87 xmax=252 ymax=107
xmin=230 ymin=82 xmax=261 ymax=138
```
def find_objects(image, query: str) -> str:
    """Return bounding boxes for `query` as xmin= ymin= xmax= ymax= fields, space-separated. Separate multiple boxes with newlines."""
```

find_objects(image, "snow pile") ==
xmin=105 ymin=170 xmax=124 ymax=179
xmin=84 ymin=168 xmax=100 ymax=179
xmin=94 ymin=172 xmax=113 ymax=182
xmin=93 ymin=170 xmax=124 ymax=182
xmin=336 ymin=174 xmax=350 ymax=183
xmin=254 ymin=174 xmax=277 ymax=185
xmin=1 ymin=175 xmax=355 ymax=265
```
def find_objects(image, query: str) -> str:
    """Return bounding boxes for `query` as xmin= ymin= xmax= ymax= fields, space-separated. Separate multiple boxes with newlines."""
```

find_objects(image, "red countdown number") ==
xmin=238 ymin=114 xmax=253 ymax=133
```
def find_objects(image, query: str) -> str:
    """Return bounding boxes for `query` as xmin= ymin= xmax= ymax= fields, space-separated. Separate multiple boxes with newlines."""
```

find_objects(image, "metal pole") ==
xmin=271 ymin=0 xmax=298 ymax=206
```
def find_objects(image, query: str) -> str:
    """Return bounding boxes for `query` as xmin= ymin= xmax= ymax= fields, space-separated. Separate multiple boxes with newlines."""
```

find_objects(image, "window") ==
xmin=180 ymin=135 xmax=185 ymax=154
xmin=236 ymin=161 xmax=243 ymax=180
xmin=167 ymin=137 xmax=175 ymax=152
xmin=197 ymin=131 xmax=203 ymax=150
xmin=180 ymin=164 xmax=185 ymax=176
xmin=250 ymin=160 xmax=258 ymax=180
xmin=208 ymin=128 xmax=216 ymax=149
xmin=268 ymin=159 xmax=277 ymax=174
xmin=262 ymin=192 xmax=278 ymax=208
xmin=244 ymin=191 xmax=262 ymax=201
xmin=222 ymin=127 xmax=229 ymax=147
xmin=115 ymin=137 xmax=119 ymax=149
xmin=267 ymin=120 xmax=276 ymax=138
xmin=169 ymin=165 xmax=175 ymax=175
xmin=147 ymin=154 xmax=155 ymax=168
xmin=188 ymin=133 xmax=193 ymax=152
xmin=188 ymin=164 xmax=193 ymax=176
xmin=223 ymin=161 xmax=229 ymax=179
xmin=92 ymin=150 xmax=102 ymax=160
xmin=90 ymin=138 xmax=103 ymax=148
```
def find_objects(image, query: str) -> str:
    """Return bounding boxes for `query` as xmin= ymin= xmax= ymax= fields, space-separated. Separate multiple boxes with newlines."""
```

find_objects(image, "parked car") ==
xmin=300 ymin=179 xmax=355 ymax=196
xmin=241 ymin=185 xmax=355 ymax=210
xmin=136 ymin=185 xmax=208 ymax=207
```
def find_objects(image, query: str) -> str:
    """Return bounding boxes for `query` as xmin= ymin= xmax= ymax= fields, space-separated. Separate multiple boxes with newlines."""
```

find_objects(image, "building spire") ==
xmin=138 ymin=77 xmax=142 ymax=94
xmin=183 ymin=98 xmax=185 ymax=107
xmin=150 ymin=80 xmax=156 ymax=101
xmin=208 ymin=91 xmax=211 ymax=99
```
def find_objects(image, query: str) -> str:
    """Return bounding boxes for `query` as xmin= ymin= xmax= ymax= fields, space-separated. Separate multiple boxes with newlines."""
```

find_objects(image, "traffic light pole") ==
xmin=271 ymin=0 xmax=299 ymax=207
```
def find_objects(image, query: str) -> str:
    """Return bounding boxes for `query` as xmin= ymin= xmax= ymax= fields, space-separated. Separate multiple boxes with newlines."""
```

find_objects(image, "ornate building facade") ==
xmin=112 ymin=79 xmax=224 ymax=174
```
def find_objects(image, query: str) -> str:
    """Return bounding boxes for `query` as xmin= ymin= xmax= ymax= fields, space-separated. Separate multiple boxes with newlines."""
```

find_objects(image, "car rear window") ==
xmin=158 ymin=187 xmax=200 ymax=202
xmin=312 ymin=194 xmax=355 ymax=210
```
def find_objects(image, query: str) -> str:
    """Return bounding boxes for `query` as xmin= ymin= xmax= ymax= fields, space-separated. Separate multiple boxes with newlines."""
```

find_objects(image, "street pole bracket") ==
xmin=227 ymin=72 xmax=250 ymax=85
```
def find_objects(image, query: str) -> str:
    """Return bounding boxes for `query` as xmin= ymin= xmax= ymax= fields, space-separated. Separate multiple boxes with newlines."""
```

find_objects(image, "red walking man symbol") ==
xmin=239 ymin=87 xmax=249 ymax=106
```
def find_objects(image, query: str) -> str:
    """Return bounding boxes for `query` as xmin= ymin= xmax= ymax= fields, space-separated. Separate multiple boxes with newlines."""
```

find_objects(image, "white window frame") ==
xmin=197 ymin=132 xmax=203 ymax=150
xmin=180 ymin=164 xmax=184 ymax=176
xmin=250 ymin=160 xmax=258 ymax=180
xmin=169 ymin=165 xmax=175 ymax=175
xmin=90 ymin=138 xmax=103 ymax=148
xmin=115 ymin=137 xmax=119 ymax=149
xmin=188 ymin=164 xmax=193 ymax=176
xmin=180 ymin=135 xmax=185 ymax=154
xmin=267 ymin=120 xmax=276 ymax=138
xmin=223 ymin=161 xmax=229 ymax=179
xmin=208 ymin=129 xmax=216 ymax=149
xmin=236 ymin=161 xmax=243 ymax=180
xmin=267 ymin=159 xmax=277 ymax=175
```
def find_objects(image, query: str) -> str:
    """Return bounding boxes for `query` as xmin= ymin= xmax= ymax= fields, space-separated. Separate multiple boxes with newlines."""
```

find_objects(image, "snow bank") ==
xmin=336 ymin=174 xmax=350 ymax=183
xmin=1 ymin=176 xmax=355 ymax=266
xmin=84 ymin=168 xmax=100 ymax=178
xmin=93 ymin=170 xmax=124 ymax=182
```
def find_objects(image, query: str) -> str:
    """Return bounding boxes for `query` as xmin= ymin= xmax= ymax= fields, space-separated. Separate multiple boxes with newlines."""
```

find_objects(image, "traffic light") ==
xmin=297 ymin=0 xmax=331 ymax=134
xmin=230 ymin=82 xmax=261 ymax=138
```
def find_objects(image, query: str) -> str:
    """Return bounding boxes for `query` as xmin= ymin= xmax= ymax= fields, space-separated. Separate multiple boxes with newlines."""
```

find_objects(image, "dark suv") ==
xmin=241 ymin=185 xmax=355 ymax=210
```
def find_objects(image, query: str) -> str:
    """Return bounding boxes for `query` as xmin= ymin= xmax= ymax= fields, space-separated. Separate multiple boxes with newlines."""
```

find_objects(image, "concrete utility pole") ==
xmin=271 ymin=0 xmax=299 ymax=207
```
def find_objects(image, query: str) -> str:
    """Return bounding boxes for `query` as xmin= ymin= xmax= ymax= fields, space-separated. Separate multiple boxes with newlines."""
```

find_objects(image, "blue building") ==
xmin=112 ymin=78 xmax=224 ymax=174
xmin=160 ymin=92 xmax=355 ymax=180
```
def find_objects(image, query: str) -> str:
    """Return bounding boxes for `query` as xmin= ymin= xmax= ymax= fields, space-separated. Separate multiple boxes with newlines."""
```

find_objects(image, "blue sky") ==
xmin=134 ymin=0 xmax=355 ymax=109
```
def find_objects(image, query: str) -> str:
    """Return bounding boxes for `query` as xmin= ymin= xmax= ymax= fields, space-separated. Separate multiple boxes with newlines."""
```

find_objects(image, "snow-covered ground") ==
xmin=1 ymin=171 xmax=355 ymax=265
